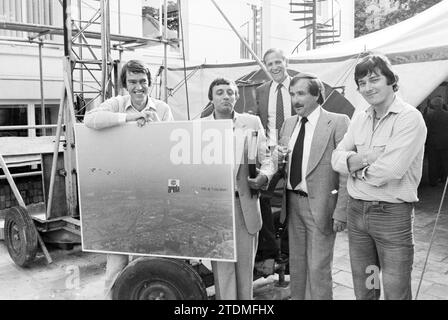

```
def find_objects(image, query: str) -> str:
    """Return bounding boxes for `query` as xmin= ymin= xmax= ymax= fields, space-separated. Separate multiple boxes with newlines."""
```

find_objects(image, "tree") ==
xmin=354 ymin=0 xmax=370 ymax=37
xmin=355 ymin=0 xmax=443 ymax=37
xmin=381 ymin=0 xmax=442 ymax=28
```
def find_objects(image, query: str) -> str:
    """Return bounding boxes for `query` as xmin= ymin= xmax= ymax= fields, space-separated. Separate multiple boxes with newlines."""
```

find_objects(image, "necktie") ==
xmin=276 ymin=83 xmax=284 ymax=138
xmin=290 ymin=117 xmax=308 ymax=189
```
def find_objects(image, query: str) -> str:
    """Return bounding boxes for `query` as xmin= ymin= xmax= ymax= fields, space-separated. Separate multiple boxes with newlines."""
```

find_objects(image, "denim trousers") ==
xmin=347 ymin=197 xmax=414 ymax=300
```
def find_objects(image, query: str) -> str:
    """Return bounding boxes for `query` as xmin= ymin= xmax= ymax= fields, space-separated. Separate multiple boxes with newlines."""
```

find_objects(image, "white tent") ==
xmin=167 ymin=0 xmax=448 ymax=120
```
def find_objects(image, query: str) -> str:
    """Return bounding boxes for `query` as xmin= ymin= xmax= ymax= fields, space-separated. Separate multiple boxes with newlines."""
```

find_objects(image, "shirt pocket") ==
xmin=354 ymin=135 xmax=367 ymax=153
xmin=372 ymin=136 xmax=388 ymax=154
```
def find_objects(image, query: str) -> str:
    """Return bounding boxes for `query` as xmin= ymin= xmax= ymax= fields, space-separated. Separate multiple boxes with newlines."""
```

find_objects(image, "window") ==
xmin=0 ymin=0 xmax=55 ymax=39
xmin=240 ymin=4 xmax=263 ymax=60
xmin=0 ymin=103 xmax=62 ymax=137
xmin=35 ymin=104 xmax=59 ymax=136
xmin=0 ymin=105 xmax=27 ymax=137
xmin=142 ymin=0 xmax=179 ymax=52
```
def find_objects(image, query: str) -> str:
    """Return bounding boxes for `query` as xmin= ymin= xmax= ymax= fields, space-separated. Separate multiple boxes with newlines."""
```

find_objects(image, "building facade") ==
xmin=0 ymin=0 xmax=354 ymax=217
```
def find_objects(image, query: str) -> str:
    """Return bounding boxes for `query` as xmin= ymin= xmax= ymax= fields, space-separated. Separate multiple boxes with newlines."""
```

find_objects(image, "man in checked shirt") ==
xmin=331 ymin=53 xmax=427 ymax=300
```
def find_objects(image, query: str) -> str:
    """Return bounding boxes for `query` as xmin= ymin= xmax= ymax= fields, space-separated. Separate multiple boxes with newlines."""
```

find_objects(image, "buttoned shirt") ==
xmin=84 ymin=94 xmax=173 ymax=129
xmin=331 ymin=96 xmax=427 ymax=203
xmin=286 ymin=106 xmax=321 ymax=193
xmin=267 ymin=77 xmax=291 ymax=147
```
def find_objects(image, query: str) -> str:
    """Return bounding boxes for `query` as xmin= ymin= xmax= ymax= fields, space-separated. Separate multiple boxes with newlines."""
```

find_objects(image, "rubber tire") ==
xmin=4 ymin=206 xmax=38 ymax=267
xmin=112 ymin=257 xmax=208 ymax=300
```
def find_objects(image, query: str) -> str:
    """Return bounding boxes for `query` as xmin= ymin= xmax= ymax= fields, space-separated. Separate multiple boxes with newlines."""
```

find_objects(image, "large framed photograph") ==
xmin=75 ymin=120 xmax=236 ymax=262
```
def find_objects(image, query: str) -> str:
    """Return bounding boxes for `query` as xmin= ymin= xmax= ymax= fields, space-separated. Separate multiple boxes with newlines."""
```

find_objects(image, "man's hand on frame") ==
xmin=247 ymin=174 xmax=268 ymax=190
xmin=143 ymin=110 xmax=161 ymax=122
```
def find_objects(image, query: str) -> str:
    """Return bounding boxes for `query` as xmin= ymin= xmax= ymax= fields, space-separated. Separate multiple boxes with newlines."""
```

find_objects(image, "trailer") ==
xmin=0 ymin=0 xmax=292 ymax=300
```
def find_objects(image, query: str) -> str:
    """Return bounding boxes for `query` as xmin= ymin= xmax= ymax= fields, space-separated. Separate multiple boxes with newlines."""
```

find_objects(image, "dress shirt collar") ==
xmin=298 ymin=105 xmax=321 ymax=128
xmin=273 ymin=76 xmax=290 ymax=92
xmin=125 ymin=95 xmax=157 ymax=112
xmin=203 ymin=110 xmax=239 ymax=123
xmin=365 ymin=95 xmax=405 ymax=119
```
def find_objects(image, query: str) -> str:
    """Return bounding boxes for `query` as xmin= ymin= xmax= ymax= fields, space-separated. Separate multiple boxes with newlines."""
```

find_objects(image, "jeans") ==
xmin=347 ymin=197 xmax=414 ymax=300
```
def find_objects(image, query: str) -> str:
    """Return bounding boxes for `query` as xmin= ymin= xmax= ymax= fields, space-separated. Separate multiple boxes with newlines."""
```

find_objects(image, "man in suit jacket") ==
xmin=202 ymin=78 xmax=275 ymax=299
xmin=253 ymin=48 xmax=295 ymax=262
xmin=277 ymin=74 xmax=349 ymax=299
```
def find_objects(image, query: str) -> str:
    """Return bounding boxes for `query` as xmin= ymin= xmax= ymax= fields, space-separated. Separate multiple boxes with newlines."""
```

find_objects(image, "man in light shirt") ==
xmin=84 ymin=59 xmax=174 ymax=299
xmin=84 ymin=59 xmax=173 ymax=129
xmin=277 ymin=73 xmax=350 ymax=299
xmin=331 ymin=53 xmax=427 ymax=300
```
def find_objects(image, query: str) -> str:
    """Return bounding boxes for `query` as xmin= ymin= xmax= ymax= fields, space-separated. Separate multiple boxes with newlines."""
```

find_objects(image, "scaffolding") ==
xmin=0 ymin=0 xmax=175 ymax=263
xmin=0 ymin=0 xmax=173 ymax=117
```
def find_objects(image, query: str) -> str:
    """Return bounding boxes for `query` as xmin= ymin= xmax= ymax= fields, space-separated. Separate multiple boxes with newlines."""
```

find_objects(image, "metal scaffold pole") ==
xmin=163 ymin=0 xmax=169 ymax=103
xmin=210 ymin=0 xmax=272 ymax=80
xmin=61 ymin=0 xmax=78 ymax=218
xmin=101 ymin=0 xmax=113 ymax=102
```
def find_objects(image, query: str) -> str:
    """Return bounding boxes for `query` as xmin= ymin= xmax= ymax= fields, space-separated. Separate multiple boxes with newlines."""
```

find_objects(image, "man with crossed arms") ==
xmin=331 ymin=53 xmax=427 ymax=299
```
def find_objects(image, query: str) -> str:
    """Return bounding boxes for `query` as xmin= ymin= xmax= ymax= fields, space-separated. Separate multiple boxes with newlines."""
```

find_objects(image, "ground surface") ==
xmin=0 ymin=184 xmax=447 ymax=300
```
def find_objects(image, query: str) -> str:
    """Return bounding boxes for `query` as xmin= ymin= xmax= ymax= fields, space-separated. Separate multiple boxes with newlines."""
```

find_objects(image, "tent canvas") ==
xmin=166 ymin=0 xmax=448 ymax=120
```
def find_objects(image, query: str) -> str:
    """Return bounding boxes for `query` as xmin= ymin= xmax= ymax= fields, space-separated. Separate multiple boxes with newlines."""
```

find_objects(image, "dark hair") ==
xmin=208 ymin=78 xmax=239 ymax=101
xmin=290 ymin=73 xmax=325 ymax=105
xmin=262 ymin=48 xmax=287 ymax=64
xmin=120 ymin=60 xmax=152 ymax=89
xmin=354 ymin=53 xmax=399 ymax=92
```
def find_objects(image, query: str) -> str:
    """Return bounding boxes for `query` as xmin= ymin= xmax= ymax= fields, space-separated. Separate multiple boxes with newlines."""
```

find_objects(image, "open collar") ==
xmin=124 ymin=95 xmax=157 ymax=113
xmin=365 ymin=95 xmax=405 ymax=119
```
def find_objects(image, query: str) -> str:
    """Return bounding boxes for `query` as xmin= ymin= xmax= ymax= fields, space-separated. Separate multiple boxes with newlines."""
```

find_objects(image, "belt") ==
xmin=289 ymin=189 xmax=308 ymax=197
xmin=350 ymin=197 xmax=405 ymax=206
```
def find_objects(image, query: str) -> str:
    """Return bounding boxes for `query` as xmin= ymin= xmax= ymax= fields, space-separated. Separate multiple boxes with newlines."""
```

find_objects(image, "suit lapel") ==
xmin=234 ymin=117 xmax=247 ymax=178
xmin=283 ymin=115 xmax=299 ymax=140
xmin=259 ymin=81 xmax=271 ymax=129
xmin=306 ymin=110 xmax=331 ymax=176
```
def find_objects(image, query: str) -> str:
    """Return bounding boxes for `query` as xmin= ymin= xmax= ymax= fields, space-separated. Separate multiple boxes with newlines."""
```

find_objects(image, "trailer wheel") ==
xmin=4 ymin=206 xmax=38 ymax=267
xmin=112 ymin=257 xmax=208 ymax=300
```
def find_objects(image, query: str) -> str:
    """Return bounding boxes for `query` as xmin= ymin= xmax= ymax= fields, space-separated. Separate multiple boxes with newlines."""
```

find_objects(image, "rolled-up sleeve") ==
xmin=84 ymin=97 xmax=125 ymax=129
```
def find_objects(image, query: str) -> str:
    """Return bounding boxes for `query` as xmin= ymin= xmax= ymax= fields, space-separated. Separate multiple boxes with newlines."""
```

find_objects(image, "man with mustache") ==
xmin=84 ymin=59 xmax=173 ymax=299
xmin=277 ymin=73 xmax=349 ymax=299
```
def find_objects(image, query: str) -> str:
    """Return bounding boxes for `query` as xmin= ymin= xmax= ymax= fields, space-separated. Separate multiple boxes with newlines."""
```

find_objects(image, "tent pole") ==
xmin=210 ymin=0 xmax=272 ymax=81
